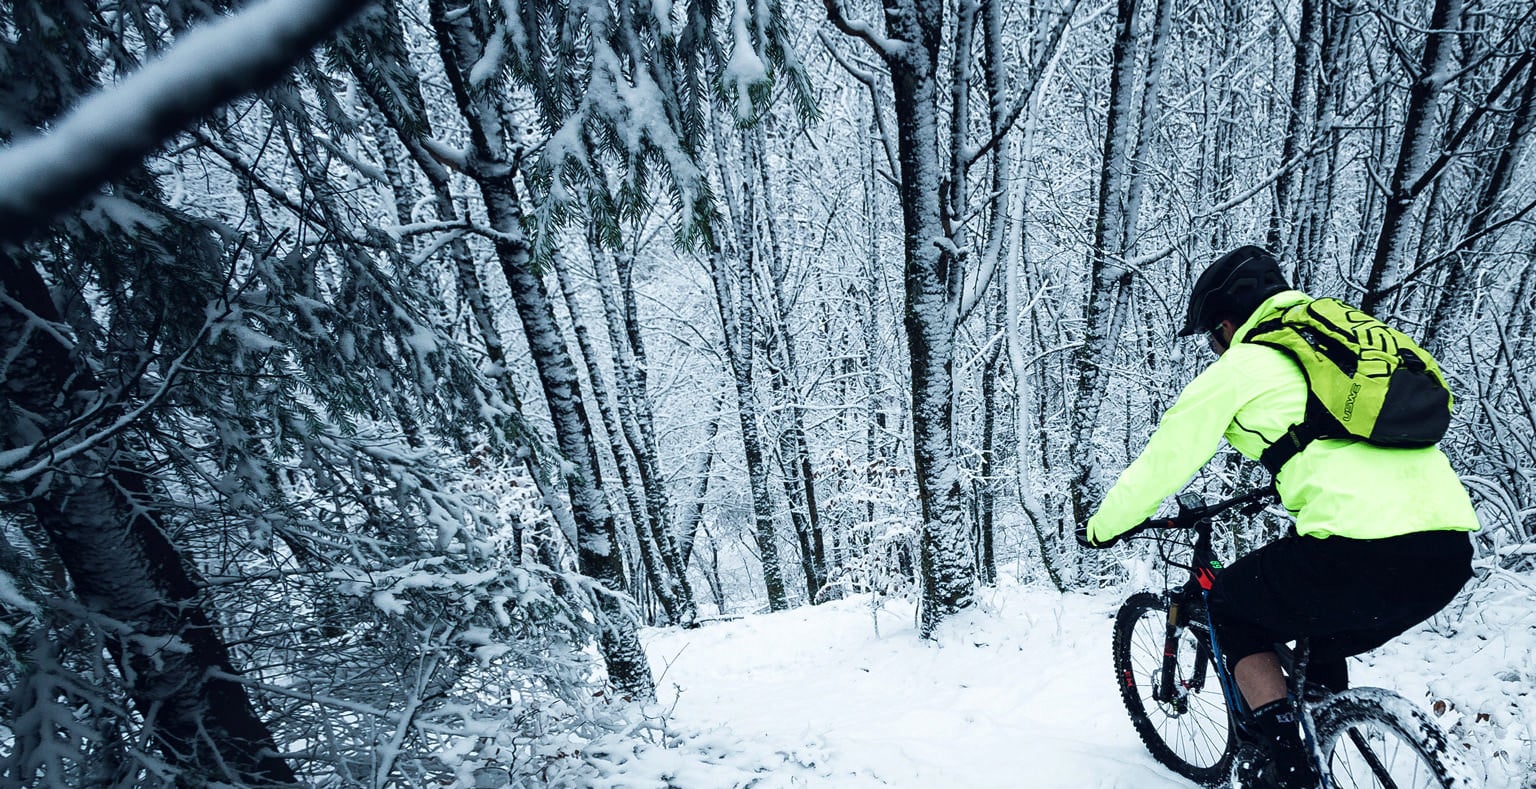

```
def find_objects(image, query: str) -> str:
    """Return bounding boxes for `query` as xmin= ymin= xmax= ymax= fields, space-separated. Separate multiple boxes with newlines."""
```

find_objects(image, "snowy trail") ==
xmin=632 ymin=577 xmax=1529 ymax=788
xmin=643 ymin=584 xmax=1192 ymax=788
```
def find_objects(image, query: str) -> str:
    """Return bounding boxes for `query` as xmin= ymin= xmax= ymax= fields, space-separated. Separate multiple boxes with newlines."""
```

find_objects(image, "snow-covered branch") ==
xmin=0 ymin=0 xmax=373 ymax=243
xmin=822 ymin=0 xmax=905 ymax=57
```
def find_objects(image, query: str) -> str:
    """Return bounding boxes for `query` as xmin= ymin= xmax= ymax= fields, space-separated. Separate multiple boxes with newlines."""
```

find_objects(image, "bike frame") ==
xmin=1153 ymin=507 xmax=1254 ymax=728
xmin=1126 ymin=486 xmax=1462 ymax=788
xmin=1141 ymin=488 xmax=1336 ymax=783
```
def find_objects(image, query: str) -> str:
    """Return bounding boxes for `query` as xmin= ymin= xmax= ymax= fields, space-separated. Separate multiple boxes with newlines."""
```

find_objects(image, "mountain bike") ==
xmin=1105 ymin=487 xmax=1474 ymax=788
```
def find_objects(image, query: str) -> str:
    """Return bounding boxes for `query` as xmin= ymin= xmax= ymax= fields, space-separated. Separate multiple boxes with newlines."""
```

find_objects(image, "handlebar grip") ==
xmin=1132 ymin=517 xmax=1177 ymax=534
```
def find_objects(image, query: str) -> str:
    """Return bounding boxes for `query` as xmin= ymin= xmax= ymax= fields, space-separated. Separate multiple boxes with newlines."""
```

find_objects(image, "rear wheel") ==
xmin=1111 ymin=591 xmax=1235 ymax=785
xmin=1312 ymin=687 xmax=1473 ymax=788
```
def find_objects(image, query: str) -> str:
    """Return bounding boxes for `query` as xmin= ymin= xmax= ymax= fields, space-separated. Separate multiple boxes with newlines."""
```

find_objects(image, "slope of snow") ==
xmin=643 ymin=584 xmax=1181 ymax=787
xmin=607 ymin=577 xmax=1533 ymax=788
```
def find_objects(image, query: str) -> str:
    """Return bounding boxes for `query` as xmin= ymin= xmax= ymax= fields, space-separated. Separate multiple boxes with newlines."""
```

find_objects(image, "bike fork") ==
xmin=1156 ymin=599 xmax=1186 ymax=711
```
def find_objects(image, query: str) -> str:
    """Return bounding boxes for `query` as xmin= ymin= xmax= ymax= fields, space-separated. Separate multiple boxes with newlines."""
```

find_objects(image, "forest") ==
xmin=0 ymin=0 xmax=1532 ymax=785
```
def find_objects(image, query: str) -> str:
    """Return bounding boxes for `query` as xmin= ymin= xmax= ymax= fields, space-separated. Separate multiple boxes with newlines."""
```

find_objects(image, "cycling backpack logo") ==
xmin=1241 ymin=298 xmax=1452 ymax=475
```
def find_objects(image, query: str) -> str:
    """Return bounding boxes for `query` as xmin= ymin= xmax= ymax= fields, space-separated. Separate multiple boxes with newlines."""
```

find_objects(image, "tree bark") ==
xmin=709 ymin=224 xmax=790 ymax=611
xmin=429 ymin=0 xmax=654 ymax=700
xmin=600 ymin=245 xmax=698 ymax=622
xmin=827 ymin=0 xmax=978 ymax=635
xmin=1070 ymin=0 xmax=1144 ymax=528
xmin=889 ymin=0 xmax=977 ymax=637
xmin=554 ymin=248 xmax=685 ymax=624
xmin=1363 ymin=0 xmax=1461 ymax=315
xmin=1423 ymin=59 xmax=1536 ymax=351
xmin=977 ymin=295 xmax=1004 ymax=585
xmin=1268 ymin=0 xmax=1319 ymax=254
xmin=751 ymin=128 xmax=827 ymax=602
xmin=337 ymin=0 xmax=582 ymax=546
xmin=677 ymin=407 xmax=721 ymax=568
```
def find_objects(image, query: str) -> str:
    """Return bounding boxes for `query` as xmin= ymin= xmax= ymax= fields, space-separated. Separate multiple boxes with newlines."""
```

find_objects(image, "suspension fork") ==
xmin=1153 ymin=589 xmax=1213 ymax=713
xmin=1154 ymin=595 xmax=1186 ymax=711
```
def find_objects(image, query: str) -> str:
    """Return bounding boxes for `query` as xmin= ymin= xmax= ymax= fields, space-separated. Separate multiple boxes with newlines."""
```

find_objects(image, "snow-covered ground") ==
xmin=576 ymin=577 xmax=1534 ymax=788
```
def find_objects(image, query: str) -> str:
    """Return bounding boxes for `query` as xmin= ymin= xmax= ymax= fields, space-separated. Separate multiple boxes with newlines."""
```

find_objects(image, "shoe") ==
xmin=1254 ymin=757 xmax=1320 ymax=789
xmin=1232 ymin=746 xmax=1320 ymax=789
xmin=1245 ymin=699 xmax=1322 ymax=789
xmin=1230 ymin=742 xmax=1266 ymax=788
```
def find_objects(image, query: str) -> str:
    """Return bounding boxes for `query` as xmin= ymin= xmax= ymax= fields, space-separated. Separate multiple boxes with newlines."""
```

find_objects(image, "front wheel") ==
xmin=1311 ymin=687 xmax=1475 ymax=788
xmin=1111 ymin=591 xmax=1235 ymax=785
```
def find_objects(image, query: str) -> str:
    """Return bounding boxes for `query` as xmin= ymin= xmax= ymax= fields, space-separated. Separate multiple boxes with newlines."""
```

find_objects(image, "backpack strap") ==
xmin=1259 ymin=421 xmax=1325 ymax=476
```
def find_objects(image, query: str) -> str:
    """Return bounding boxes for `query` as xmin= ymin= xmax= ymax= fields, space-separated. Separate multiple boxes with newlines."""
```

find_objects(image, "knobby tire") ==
xmin=1311 ymin=687 xmax=1473 ymax=788
xmin=1111 ymin=591 xmax=1235 ymax=786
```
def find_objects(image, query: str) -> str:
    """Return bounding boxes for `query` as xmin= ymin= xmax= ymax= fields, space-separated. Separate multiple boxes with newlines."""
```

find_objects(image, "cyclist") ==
xmin=1077 ymin=245 xmax=1478 ymax=788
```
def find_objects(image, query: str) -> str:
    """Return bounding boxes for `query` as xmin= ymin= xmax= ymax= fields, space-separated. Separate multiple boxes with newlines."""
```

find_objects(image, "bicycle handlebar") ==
xmin=1123 ymin=485 xmax=1277 ymax=540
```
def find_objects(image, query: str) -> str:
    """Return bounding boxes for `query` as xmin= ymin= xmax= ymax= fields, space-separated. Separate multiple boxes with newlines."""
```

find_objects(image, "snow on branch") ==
xmin=0 ymin=0 xmax=374 ymax=245
xmin=822 ymin=0 xmax=904 ymax=57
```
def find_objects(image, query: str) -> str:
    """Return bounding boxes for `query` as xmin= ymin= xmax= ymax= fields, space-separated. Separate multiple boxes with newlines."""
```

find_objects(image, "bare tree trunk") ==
xmin=891 ymin=0 xmax=976 ymax=637
xmin=337 ymin=0 xmax=581 ymax=546
xmin=1268 ymin=0 xmax=1319 ymax=254
xmin=826 ymin=0 xmax=993 ymax=635
xmin=1294 ymin=0 xmax=1358 ymax=287
xmin=600 ymin=244 xmax=698 ymax=622
xmin=553 ymin=249 xmax=685 ymax=624
xmin=751 ymin=128 xmax=827 ymax=602
xmin=709 ymin=226 xmax=790 ymax=611
xmin=1423 ymin=59 xmax=1536 ymax=350
xmin=1363 ymin=0 xmax=1461 ymax=315
xmin=1070 ymin=0 xmax=1146 ymax=527
xmin=707 ymin=114 xmax=790 ymax=611
xmin=977 ymin=295 xmax=1004 ymax=585
xmin=861 ymin=127 xmax=889 ymax=551
xmin=429 ymin=0 xmax=653 ymax=700
xmin=709 ymin=242 xmax=786 ymax=610
xmin=677 ymin=407 xmax=721 ymax=568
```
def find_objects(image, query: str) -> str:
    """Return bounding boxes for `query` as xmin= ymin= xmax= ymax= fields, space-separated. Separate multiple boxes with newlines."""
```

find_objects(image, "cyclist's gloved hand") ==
xmin=1076 ymin=523 xmax=1120 ymax=549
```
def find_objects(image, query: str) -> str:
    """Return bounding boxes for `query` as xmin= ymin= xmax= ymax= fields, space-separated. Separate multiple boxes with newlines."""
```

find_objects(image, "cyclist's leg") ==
xmin=1212 ymin=530 xmax=1472 ymax=787
xmin=1211 ymin=529 xmax=1472 ymax=666
xmin=1207 ymin=537 xmax=1319 ymax=708
xmin=1209 ymin=537 xmax=1351 ymax=787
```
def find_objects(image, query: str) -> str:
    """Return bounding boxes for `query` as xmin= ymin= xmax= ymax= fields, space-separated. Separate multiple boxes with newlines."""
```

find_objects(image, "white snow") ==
xmin=726 ymin=0 xmax=769 ymax=120
xmin=469 ymin=24 xmax=507 ymax=89
xmin=617 ymin=577 xmax=1534 ymax=788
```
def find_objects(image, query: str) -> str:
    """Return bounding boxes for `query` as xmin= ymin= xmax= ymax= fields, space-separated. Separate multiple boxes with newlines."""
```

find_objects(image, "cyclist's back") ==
xmin=1090 ymin=286 xmax=1478 ymax=541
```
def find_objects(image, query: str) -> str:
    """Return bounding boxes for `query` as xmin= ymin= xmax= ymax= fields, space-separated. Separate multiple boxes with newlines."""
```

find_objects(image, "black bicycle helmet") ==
xmin=1178 ymin=245 xmax=1289 ymax=337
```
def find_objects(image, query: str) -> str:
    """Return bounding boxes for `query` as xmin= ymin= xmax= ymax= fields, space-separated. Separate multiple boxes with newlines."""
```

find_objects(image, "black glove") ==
xmin=1075 ymin=525 xmax=1104 ymax=549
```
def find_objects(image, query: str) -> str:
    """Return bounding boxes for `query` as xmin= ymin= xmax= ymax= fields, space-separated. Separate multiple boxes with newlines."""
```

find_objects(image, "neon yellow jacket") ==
xmin=1086 ymin=290 xmax=1480 ymax=544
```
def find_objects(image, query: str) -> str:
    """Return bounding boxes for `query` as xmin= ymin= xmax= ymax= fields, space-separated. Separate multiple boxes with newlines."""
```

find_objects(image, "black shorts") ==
xmin=1207 ymin=529 xmax=1473 ymax=691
